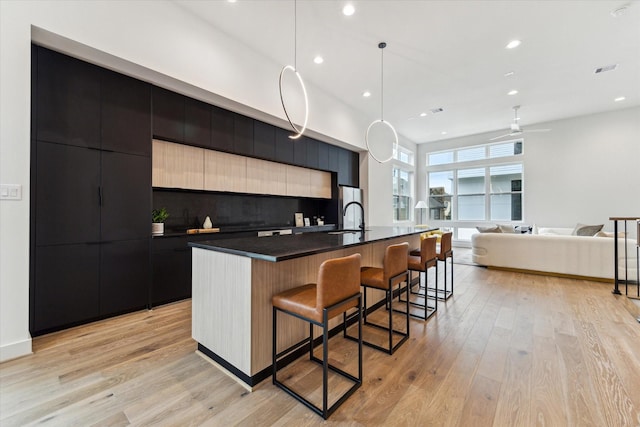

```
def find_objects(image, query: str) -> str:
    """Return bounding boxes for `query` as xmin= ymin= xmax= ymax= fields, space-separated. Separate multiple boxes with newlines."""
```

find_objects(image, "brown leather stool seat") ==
xmin=347 ymin=242 xmax=410 ymax=355
xmin=406 ymin=235 xmax=438 ymax=320
xmin=272 ymin=253 xmax=362 ymax=420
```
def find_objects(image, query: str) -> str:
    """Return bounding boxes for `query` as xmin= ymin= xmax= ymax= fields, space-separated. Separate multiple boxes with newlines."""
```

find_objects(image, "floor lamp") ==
xmin=415 ymin=200 xmax=427 ymax=225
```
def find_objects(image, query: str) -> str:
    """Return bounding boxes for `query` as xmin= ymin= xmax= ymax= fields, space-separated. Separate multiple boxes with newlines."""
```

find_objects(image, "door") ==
xmin=100 ymin=239 xmax=150 ymax=316
xmin=35 ymin=141 xmax=101 ymax=246
xmin=101 ymin=152 xmax=151 ymax=241
xmin=33 ymin=244 xmax=100 ymax=334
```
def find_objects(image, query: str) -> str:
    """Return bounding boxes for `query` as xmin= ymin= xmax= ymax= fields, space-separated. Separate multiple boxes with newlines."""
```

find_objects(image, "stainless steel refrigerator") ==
xmin=339 ymin=185 xmax=364 ymax=229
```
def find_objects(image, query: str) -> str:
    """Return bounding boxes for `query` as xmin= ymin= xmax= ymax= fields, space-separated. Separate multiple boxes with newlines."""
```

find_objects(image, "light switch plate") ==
xmin=0 ymin=184 xmax=22 ymax=200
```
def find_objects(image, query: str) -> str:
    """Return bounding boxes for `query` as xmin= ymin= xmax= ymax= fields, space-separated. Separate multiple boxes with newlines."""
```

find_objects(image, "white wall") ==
xmin=0 ymin=0 xmax=382 ymax=361
xmin=418 ymin=106 xmax=640 ymax=235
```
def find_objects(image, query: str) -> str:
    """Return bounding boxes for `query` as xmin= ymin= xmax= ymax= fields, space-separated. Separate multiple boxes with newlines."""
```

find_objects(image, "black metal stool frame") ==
xmin=403 ymin=260 xmax=438 ymax=320
xmin=427 ymin=249 xmax=453 ymax=301
xmin=346 ymin=270 xmax=410 ymax=355
xmin=272 ymin=292 xmax=362 ymax=420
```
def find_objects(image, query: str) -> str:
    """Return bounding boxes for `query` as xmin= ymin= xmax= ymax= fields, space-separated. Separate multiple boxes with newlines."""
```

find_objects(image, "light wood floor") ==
xmin=2 ymin=263 xmax=640 ymax=426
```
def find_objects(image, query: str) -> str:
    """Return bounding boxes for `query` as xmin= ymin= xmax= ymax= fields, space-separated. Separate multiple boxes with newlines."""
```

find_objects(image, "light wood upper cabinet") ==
xmin=153 ymin=140 xmax=332 ymax=199
xmin=204 ymin=150 xmax=246 ymax=193
xmin=247 ymin=158 xmax=286 ymax=196
xmin=152 ymin=139 xmax=204 ymax=190
xmin=309 ymin=169 xmax=332 ymax=199
xmin=285 ymin=165 xmax=310 ymax=197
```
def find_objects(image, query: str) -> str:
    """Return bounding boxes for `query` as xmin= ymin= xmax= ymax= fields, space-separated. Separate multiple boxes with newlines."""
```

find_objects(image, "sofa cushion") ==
xmin=572 ymin=223 xmax=604 ymax=236
xmin=476 ymin=225 xmax=502 ymax=233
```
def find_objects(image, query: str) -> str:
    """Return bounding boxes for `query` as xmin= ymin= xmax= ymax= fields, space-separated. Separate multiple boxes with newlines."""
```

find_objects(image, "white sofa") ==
xmin=471 ymin=227 xmax=638 ymax=280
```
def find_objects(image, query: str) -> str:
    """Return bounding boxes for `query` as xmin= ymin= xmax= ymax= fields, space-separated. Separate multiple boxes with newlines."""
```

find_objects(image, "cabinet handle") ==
xmin=98 ymin=186 xmax=103 ymax=206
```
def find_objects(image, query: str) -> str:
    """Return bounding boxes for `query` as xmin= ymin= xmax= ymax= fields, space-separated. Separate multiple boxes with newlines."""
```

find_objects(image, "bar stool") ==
xmin=348 ymin=242 xmax=409 ymax=355
xmin=433 ymin=231 xmax=453 ymax=301
xmin=272 ymin=253 xmax=362 ymax=419
xmin=406 ymin=235 xmax=438 ymax=320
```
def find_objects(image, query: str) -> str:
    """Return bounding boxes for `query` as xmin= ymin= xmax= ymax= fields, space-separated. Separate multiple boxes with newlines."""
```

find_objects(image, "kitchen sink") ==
xmin=327 ymin=229 xmax=366 ymax=235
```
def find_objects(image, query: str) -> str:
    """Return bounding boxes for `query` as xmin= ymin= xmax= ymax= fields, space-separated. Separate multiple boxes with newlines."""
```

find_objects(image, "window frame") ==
xmin=424 ymin=139 xmax=525 ymax=240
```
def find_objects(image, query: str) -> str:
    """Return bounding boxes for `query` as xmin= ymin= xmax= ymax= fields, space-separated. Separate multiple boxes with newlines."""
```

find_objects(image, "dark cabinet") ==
xmin=152 ymin=86 xmax=184 ymax=143
xmin=293 ymin=135 xmax=307 ymax=166
xmin=100 ymin=239 xmax=150 ymax=316
xmin=33 ymin=244 xmax=100 ymax=334
xmin=31 ymin=46 xmax=153 ymax=335
xmin=185 ymin=97 xmax=211 ymax=148
xmin=152 ymin=237 xmax=190 ymax=306
xmin=305 ymin=138 xmax=319 ymax=169
xmin=328 ymin=145 xmax=340 ymax=173
xmin=102 ymin=70 xmax=151 ymax=156
xmin=211 ymin=105 xmax=234 ymax=152
xmin=350 ymin=151 xmax=360 ymax=187
xmin=318 ymin=142 xmax=330 ymax=170
xmin=233 ymin=114 xmax=254 ymax=156
xmin=275 ymin=128 xmax=294 ymax=164
xmin=334 ymin=148 xmax=359 ymax=187
xmin=36 ymin=46 xmax=101 ymax=149
xmin=101 ymin=152 xmax=151 ymax=241
xmin=35 ymin=142 xmax=101 ymax=246
xmin=253 ymin=121 xmax=276 ymax=160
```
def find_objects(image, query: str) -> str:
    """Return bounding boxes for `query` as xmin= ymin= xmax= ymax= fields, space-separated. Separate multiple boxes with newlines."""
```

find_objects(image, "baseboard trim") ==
xmin=486 ymin=266 xmax=614 ymax=283
xmin=0 ymin=338 xmax=33 ymax=363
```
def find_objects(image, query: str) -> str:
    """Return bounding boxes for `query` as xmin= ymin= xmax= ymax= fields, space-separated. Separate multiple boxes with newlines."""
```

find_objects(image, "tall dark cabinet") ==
xmin=31 ymin=46 xmax=151 ymax=335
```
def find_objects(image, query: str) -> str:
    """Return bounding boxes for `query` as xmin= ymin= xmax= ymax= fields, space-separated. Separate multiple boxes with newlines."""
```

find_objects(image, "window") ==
xmin=428 ymin=171 xmax=452 ymax=220
xmin=457 ymin=168 xmax=485 ymax=220
xmin=393 ymin=167 xmax=413 ymax=221
xmin=490 ymin=164 xmax=522 ymax=221
xmin=428 ymin=151 xmax=453 ymax=166
xmin=425 ymin=139 xmax=525 ymax=240
xmin=393 ymin=145 xmax=414 ymax=165
xmin=427 ymin=139 xmax=522 ymax=166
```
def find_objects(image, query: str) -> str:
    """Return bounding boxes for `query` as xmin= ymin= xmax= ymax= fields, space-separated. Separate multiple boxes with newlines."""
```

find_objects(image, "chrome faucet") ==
xmin=343 ymin=201 xmax=365 ymax=231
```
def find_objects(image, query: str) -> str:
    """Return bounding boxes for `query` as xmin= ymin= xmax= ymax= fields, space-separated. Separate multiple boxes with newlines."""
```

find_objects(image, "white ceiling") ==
xmin=175 ymin=0 xmax=640 ymax=144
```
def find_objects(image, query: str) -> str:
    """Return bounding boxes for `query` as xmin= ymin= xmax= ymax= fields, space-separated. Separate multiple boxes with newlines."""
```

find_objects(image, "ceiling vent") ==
xmin=430 ymin=108 xmax=444 ymax=114
xmin=594 ymin=64 xmax=618 ymax=74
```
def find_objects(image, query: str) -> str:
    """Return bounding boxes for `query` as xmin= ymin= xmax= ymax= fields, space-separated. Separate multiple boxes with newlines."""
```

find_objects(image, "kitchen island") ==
xmin=189 ymin=226 xmax=424 ymax=388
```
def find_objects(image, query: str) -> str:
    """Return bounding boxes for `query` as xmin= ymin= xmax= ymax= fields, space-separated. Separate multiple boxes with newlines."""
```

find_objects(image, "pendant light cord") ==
xmin=380 ymin=46 xmax=384 ymax=121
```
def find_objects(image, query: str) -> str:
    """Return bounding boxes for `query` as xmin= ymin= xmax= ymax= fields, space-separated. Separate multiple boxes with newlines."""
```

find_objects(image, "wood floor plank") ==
xmin=2 ymin=259 xmax=640 ymax=426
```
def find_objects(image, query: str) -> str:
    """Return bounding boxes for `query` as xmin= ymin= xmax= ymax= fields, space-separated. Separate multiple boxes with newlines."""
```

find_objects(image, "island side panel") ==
xmin=250 ymin=235 xmax=418 ymax=375
xmin=192 ymin=247 xmax=252 ymax=375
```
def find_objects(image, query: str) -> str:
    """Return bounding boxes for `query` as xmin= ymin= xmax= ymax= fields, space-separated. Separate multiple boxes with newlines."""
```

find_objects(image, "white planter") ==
xmin=152 ymin=222 xmax=164 ymax=235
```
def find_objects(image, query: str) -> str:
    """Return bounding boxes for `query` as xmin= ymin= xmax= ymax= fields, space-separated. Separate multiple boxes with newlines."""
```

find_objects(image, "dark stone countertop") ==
xmin=153 ymin=224 xmax=336 ymax=239
xmin=189 ymin=226 xmax=432 ymax=262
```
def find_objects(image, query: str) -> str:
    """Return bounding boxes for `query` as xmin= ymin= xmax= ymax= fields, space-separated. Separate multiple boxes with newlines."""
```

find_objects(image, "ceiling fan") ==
xmin=489 ymin=106 xmax=551 ymax=141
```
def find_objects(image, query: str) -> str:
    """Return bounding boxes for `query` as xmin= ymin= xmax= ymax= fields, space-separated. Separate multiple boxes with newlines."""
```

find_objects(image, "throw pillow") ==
xmin=476 ymin=225 xmax=502 ymax=233
xmin=572 ymin=223 xmax=604 ymax=236
xmin=497 ymin=224 xmax=516 ymax=233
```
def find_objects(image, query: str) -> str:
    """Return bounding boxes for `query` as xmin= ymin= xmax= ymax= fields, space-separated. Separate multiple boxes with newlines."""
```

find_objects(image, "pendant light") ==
xmin=279 ymin=0 xmax=309 ymax=140
xmin=365 ymin=42 xmax=398 ymax=163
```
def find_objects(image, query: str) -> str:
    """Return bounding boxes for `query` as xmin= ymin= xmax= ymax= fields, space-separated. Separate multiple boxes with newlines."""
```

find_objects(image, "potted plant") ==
xmin=151 ymin=207 xmax=169 ymax=235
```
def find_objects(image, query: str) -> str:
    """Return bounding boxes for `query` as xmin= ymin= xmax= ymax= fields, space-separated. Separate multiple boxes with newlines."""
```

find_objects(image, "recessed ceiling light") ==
xmin=614 ymin=96 xmax=626 ymax=102
xmin=441 ymin=131 xmax=448 ymax=135
xmin=313 ymin=55 xmax=324 ymax=64
xmin=362 ymin=91 xmax=371 ymax=98
xmin=504 ymin=71 xmax=515 ymax=77
xmin=508 ymin=90 xmax=519 ymax=96
xmin=227 ymin=0 xmax=237 ymax=3
xmin=343 ymin=4 xmax=355 ymax=16
xmin=420 ymin=112 xmax=427 ymax=117
xmin=506 ymin=40 xmax=521 ymax=49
